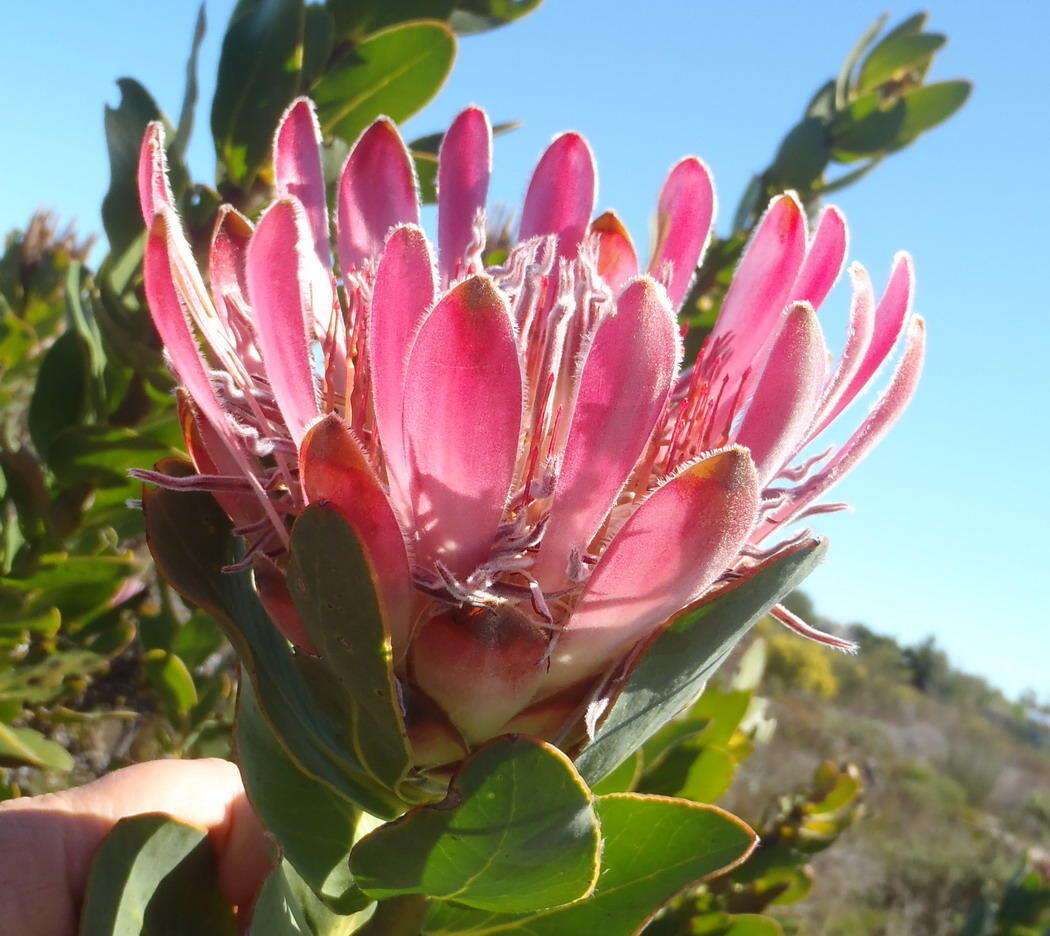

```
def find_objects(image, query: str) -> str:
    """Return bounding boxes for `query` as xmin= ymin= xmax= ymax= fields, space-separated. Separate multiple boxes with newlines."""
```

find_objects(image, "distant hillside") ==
xmin=720 ymin=592 xmax=1050 ymax=935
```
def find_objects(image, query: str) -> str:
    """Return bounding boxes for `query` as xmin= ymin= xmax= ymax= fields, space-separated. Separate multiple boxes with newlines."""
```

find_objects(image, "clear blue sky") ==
xmin=2 ymin=1 xmax=1047 ymax=698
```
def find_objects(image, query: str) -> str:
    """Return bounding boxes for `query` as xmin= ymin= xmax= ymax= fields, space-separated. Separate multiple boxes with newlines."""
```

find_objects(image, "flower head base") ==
xmin=136 ymin=98 xmax=924 ymax=764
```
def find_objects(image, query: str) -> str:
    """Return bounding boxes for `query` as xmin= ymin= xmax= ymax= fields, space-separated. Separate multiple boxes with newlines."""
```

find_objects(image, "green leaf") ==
xmin=350 ymin=736 xmax=601 ymax=912
xmin=314 ymin=21 xmax=456 ymax=145
xmin=302 ymin=3 xmax=336 ymax=89
xmin=46 ymin=420 xmax=183 ymax=489
xmin=236 ymin=674 xmax=373 ymax=912
xmin=327 ymin=0 xmax=455 ymax=39
xmin=287 ymin=505 xmax=410 ymax=791
xmin=414 ymin=149 xmax=439 ymax=203
xmin=574 ymin=540 xmax=827 ymax=786
xmin=448 ymin=0 xmax=543 ymax=35
xmin=834 ymin=13 xmax=888 ymax=108
xmin=893 ymin=80 xmax=972 ymax=147
xmin=64 ymin=262 xmax=107 ymax=387
xmin=768 ymin=116 xmax=830 ymax=193
xmin=212 ymin=0 xmax=305 ymax=188
xmin=857 ymin=32 xmax=945 ymax=93
xmin=589 ymin=751 xmax=641 ymax=796
xmin=171 ymin=611 xmax=226 ymax=668
xmin=101 ymin=79 xmax=163 ymax=255
xmin=831 ymin=92 xmax=905 ymax=159
xmin=833 ymin=81 xmax=970 ymax=159
xmin=143 ymin=649 xmax=198 ymax=718
xmin=0 ymin=649 xmax=108 ymax=705
xmin=141 ymin=461 xmax=403 ymax=818
xmin=79 ymin=813 xmax=235 ymax=935
xmin=692 ymin=915 xmax=785 ymax=936
xmin=638 ymin=744 xmax=737 ymax=804
xmin=27 ymin=331 xmax=89 ymax=456
xmin=424 ymin=793 xmax=756 ymax=935
xmin=0 ymin=722 xmax=74 ymax=771
xmin=174 ymin=4 xmax=208 ymax=156
xmin=251 ymin=859 xmax=377 ymax=935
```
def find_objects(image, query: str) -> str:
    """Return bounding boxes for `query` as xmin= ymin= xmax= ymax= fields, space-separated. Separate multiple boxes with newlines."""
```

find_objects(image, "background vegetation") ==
xmin=0 ymin=3 xmax=1044 ymax=934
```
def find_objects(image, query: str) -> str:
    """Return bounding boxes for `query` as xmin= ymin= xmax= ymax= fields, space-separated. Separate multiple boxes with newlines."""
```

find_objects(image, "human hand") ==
xmin=0 ymin=758 xmax=272 ymax=936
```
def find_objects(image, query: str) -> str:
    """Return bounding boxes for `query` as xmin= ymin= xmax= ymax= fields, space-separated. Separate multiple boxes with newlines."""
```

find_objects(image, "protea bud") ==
xmin=135 ymin=98 xmax=923 ymax=777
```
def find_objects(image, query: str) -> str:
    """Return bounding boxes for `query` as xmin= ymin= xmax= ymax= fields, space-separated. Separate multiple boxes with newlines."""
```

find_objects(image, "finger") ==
xmin=0 ymin=758 xmax=273 ymax=936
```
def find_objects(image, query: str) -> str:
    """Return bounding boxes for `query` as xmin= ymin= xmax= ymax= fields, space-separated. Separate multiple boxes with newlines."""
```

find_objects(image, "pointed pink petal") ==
xmin=402 ymin=275 xmax=523 ymax=577
xmin=410 ymin=607 xmax=547 ymax=744
xmin=178 ymin=394 xmax=260 ymax=530
xmin=709 ymin=194 xmax=808 ymax=384
xmin=518 ymin=132 xmax=596 ymax=258
xmin=137 ymin=122 xmax=174 ymax=223
xmin=790 ymin=206 xmax=848 ymax=310
xmin=144 ymin=213 xmax=227 ymax=436
xmin=208 ymin=205 xmax=252 ymax=328
xmin=336 ymin=118 xmax=419 ymax=273
xmin=369 ymin=224 xmax=436 ymax=503
xmin=540 ymin=447 xmax=759 ymax=696
xmin=273 ymin=97 xmax=329 ymax=267
xmin=299 ymin=414 xmax=415 ymax=654
xmin=533 ymin=276 xmax=679 ymax=588
xmin=734 ymin=303 xmax=827 ymax=484
xmin=757 ymin=316 xmax=926 ymax=541
xmin=437 ymin=105 xmax=491 ymax=280
xmin=590 ymin=211 xmax=639 ymax=294
xmin=648 ymin=157 xmax=715 ymax=307
xmin=245 ymin=198 xmax=319 ymax=446
xmin=808 ymin=262 xmax=876 ymax=439
xmin=820 ymin=252 xmax=914 ymax=431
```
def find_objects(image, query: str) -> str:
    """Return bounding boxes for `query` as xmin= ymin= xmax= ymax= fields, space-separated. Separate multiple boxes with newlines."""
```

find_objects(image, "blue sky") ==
xmin=2 ymin=1 xmax=1047 ymax=697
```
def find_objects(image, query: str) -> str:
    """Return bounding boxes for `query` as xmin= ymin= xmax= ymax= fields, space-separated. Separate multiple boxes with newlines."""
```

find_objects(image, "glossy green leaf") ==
xmin=638 ymin=744 xmax=737 ymax=805
xmin=590 ymin=751 xmax=641 ymax=795
xmin=692 ymin=914 xmax=785 ymax=936
xmin=142 ymin=460 xmax=404 ymax=818
xmin=0 ymin=722 xmax=74 ymax=771
xmin=174 ymin=4 xmax=208 ymax=156
xmin=143 ymin=649 xmax=198 ymax=718
xmin=287 ymin=504 xmax=410 ymax=791
xmin=236 ymin=674 xmax=373 ymax=912
xmin=414 ymin=150 xmax=439 ymax=203
xmin=0 ymin=649 xmax=108 ymax=705
xmin=424 ymin=793 xmax=756 ymax=935
xmin=857 ymin=32 xmax=945 ymax=93
xmin=768 ymin=116 xmax=830 ymax=192
xmin=251 ymin=859 xmax=376 ymax=935
xmin=893 ymin=80 xmax=972 ymax=147
xmin=79 ymin=813 xmax=235 ymax=935
xmin=831 ymin=92 xmax=905 ymax=159
xmin=833 ymin=80 xmax=970 ymax=160
xmin=574 ymin=541 xmax=827 ymax=786
xmin=350 ymin=736 xmax=601 ymax=912
xmin=101 ymin=79 xmax=164 ymax=254
xmin=64 ymin=262 xmax=107 ymax=388
xmin=834 ymin=13 xmax=887 ymax=108
xmin=212 ymin=0 xmax=305 ymax=187
xmin=27 ymin=331 xmax=89 ymax=455
xmin=449 ymin=0 xmax=543 ymax=34
xmin=47 ymin=420 xmax=183 ymax=489
xmin=327 ymin=0 xmax=455 ymax=38
xmin=302 ymin=3 xmax=335 ymax=89
xmin=314 ymin=21 xmax=456 ymax=145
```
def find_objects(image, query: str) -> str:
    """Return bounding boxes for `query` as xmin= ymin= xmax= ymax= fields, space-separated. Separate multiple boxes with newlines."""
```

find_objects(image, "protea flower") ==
xmin=135 ymin=98 xmax=924 ymax=765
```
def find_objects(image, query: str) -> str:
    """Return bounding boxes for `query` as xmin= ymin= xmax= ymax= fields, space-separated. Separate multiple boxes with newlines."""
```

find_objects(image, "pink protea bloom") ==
xmin=135 ymin=98 xmax=924 ymax=761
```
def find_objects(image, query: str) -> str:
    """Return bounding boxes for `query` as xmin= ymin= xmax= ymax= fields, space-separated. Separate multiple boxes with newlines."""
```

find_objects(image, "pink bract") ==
xmin=135 ymin=98 xmax=925 ymax=757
